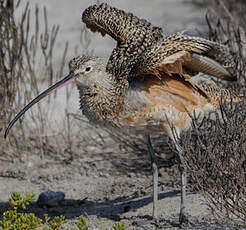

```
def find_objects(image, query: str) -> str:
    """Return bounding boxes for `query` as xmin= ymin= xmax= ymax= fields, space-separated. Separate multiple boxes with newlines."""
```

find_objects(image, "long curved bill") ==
xmin=4 ymin=73 xmax=75 ymax=138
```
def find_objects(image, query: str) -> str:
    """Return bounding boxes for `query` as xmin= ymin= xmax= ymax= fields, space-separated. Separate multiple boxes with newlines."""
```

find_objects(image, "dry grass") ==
xmin=0 ymin=0 xmax=81 ymax=160
xmin=0 ymin=0 xmax=21 ymax=130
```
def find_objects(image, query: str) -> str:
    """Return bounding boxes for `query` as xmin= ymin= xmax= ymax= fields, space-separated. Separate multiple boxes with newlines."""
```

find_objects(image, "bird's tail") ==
xmin=197 ymin=82 xmax=243 ymax=107
xmin=170 ymin=32 xmax=238 ymax=81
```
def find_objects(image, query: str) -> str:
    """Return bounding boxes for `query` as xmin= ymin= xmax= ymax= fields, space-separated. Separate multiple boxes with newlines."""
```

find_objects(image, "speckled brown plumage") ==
xmin=69 ymin=55 xmax=241 ymax=139
xmin=69 ymin=56 xmax=128 ymax=126
xmin=198 ymin=82 xmax=242 ymax=107
xmin=82 ymin=3 xmax=163 ymax=77
xmin=131 ymin=32 xmax=237 ymax=81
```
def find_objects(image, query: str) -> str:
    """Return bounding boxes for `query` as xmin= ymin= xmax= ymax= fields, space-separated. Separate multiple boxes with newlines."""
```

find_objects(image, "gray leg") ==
xmin=146 ymin=135 xmax=158 ymax=220
xmin=173 ymin=140 xmax=188 ymax=225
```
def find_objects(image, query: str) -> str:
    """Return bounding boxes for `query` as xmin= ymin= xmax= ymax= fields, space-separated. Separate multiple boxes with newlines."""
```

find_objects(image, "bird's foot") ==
xmin=179 ymin=212 xmax=190 ymax=227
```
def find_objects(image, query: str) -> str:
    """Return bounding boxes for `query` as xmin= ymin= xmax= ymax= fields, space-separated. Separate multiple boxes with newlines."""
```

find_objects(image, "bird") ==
xmin=4 ymin=3 xmax=242 ymax=226
xmin=82 ymin=4 xmax=239 ymax=224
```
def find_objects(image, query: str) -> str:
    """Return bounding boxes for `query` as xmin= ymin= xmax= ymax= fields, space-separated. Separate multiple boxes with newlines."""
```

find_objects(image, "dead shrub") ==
xmin=183 ymin=101 xmax=246 ymax=224
xmin=183 ymin=0 xmax=246 ymax=225
xmin=0 ymin=0 xmax=21 ymax=130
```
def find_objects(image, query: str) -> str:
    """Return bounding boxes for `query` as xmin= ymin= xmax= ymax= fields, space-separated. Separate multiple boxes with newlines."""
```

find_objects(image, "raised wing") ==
xmin=131 ymin=32 xmax=237 ymax=81
xmin=82 ymin=3 xmax=163 ymax=76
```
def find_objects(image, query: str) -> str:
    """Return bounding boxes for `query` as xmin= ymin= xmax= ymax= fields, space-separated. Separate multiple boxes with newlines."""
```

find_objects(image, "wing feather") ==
xmin=82 ymin=3 xmax=163 ymax=76
xmin=131 ymin=32 xmax=236 ymax=81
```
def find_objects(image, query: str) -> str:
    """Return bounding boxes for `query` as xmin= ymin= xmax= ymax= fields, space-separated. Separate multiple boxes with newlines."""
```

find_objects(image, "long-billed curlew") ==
xmin=4 ymin=3 xmax=242 ymax=226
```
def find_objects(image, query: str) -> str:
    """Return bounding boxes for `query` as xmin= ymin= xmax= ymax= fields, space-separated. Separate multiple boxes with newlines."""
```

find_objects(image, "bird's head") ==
xmin=69 ymin=55 xmax=105 ymax=89
xmin=4 ymin=55 xmax=105 ymax=138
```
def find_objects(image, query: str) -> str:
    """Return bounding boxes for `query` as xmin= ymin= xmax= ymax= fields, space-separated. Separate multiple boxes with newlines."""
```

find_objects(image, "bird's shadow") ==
xmin=0 ymin=191 xmax=235 ymax=229
xmin=0 ymin=190 xmax=180 ymax=222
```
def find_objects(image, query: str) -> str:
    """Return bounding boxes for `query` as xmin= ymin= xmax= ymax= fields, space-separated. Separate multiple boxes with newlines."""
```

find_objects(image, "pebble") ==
xmin=37 ymin=190 xmax=65 ymax=207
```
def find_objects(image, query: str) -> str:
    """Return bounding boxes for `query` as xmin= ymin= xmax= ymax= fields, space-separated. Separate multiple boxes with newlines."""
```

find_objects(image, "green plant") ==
xmin=111 ymin=222 xmax=126 ymax=230
xmin=0 ymin=192 xmax=129 ymax=230
xmin=9 ymin=192 xmax=35 ymax=210
xmin=0 ymin=210 xmax=42 ymax=230
xmin=76 ymin=217 xmax=88 ymax=230
xmin=0 ymin=192 xmax=41 ymax=230
xmin=44 ymin=215 xmax=66 ymax=230
xmin=0 ymin=192 xmax=66 ymax=230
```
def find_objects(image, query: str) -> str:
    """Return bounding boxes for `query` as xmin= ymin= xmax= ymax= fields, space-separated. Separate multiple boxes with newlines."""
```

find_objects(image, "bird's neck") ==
xmin=77 ymin=75 xmax=128 ymax=123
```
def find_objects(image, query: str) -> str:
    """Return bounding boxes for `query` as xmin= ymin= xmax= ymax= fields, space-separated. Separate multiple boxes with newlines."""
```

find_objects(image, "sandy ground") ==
xmin=1 ymin=0 xmax=243 ymax=229
xmin=0 ymin=147 xmax=241 ymax=229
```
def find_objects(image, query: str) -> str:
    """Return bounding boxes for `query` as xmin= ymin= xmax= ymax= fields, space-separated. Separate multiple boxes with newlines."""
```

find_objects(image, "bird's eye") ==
xmin=85 ymin=66 xmax=92 ymax=72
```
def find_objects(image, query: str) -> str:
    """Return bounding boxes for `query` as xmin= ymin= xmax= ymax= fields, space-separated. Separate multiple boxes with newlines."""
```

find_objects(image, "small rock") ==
xmin=37 ymin=190 xmax=65 ymax=207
